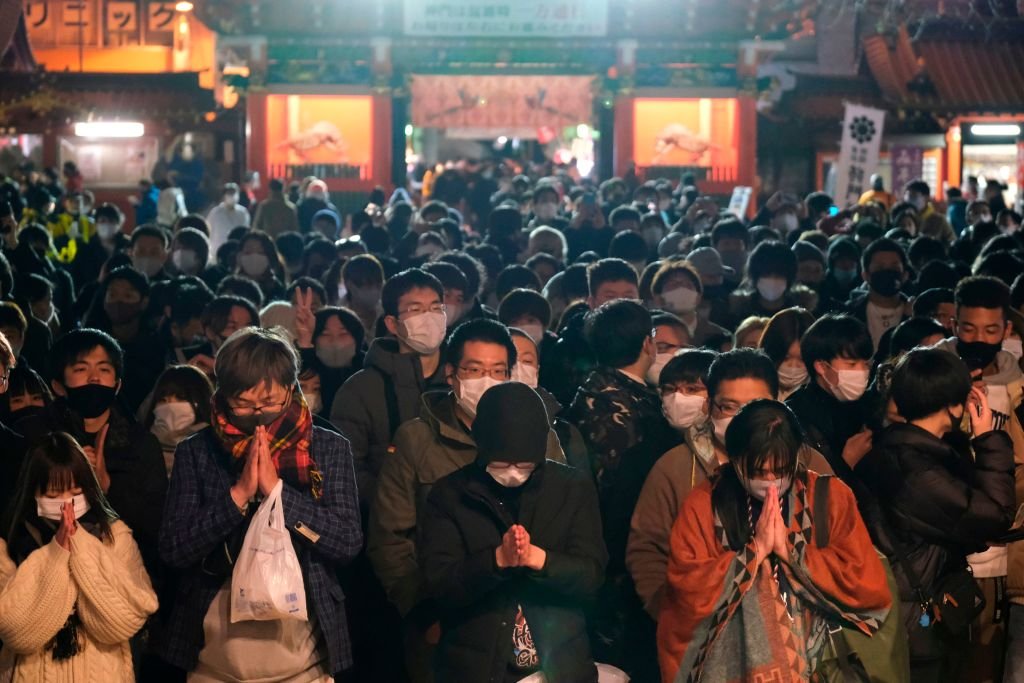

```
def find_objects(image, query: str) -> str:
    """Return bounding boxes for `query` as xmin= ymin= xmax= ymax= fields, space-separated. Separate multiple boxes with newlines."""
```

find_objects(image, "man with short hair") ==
xmin=845 ymin=237 xmax=912 ymax=350
xmin=252 ymin=177 xmax=300 ymax=238
xmin=129 ymin=224 xmax=171 ymax=281
xmin=49 ymin=328 xmax=167 ymax=570
xmin=369 ymin=319 xmax=565 ymax=682
xmin=586 ymin=257 xmax=640 ymax=308
xmin=931 ymin=276 xmax=1024 ymax=682
xmin=913 ymin=287 xmax=956 ymax=336
xmin=786 ymin=314 xmax=876 ymax=482
xmin=332 ymin=268 xmax=449 ymax=509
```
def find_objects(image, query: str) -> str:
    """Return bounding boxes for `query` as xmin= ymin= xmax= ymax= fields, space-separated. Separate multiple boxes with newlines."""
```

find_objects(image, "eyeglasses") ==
xmin=488 ymin=462 xmax=537 ymax=471
xmin=457 ymin=366 xmax=510 ymax=381
xmin=713 ymin=400 xmax=743 ymax=417
xmin=398 ymin=303 xmax=446 ymax=317
xmin=227 ymin=396 xmax=289 ymax=416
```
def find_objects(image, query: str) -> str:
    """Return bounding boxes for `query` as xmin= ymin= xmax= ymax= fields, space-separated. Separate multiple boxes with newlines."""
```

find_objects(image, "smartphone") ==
xmin=828 ymin=206 xmax=839 ymax=216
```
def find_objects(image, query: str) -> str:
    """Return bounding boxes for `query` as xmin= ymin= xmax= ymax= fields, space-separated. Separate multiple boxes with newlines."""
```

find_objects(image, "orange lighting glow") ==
xmin=633 ymin=98 xmax=738 ymax=175
xmin=265 ymin=95 xmax=373 ymax=177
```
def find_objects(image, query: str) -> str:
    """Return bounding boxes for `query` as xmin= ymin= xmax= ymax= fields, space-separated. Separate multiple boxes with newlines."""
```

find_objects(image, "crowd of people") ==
xmin=0 ymin=157 xmax=1023 ymax=683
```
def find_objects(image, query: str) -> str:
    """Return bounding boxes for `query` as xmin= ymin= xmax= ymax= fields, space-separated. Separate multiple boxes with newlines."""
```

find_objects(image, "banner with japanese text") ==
xmin=834 ymin=104 xmax=885 ymax=207
xmin=403 ymin=0 xmax=608 ymax=37
xmin=890 ymin=145 xmax=923 ymax=192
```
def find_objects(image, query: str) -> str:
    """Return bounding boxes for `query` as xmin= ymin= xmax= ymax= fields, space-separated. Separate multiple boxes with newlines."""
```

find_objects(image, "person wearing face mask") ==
xmin=785 ymin=314 xmax=876 ymax=484
xmin=818 ymin=237 xmax=862 ymax=314
xmin=340 ymin=254 xmax=386 ymax=338
xmin=728 ymin=240 xmax=815 ymax=329
xmin=169 ymin=227 xmax=211 ymax=278
xmin=331 ymin=269 xmax=451 ymax=514
xmin=424 ymin=261 xmax=472 ymax=333
xmin=903 ymin=178 xmax=955 ymax=245
xmin=710 ymin=218 xmax=749 ymax=289
xmin=70 ymin=202 xmax=130 ymax=289
xmin=159 ymin=326 xmax=362 ymax=682
xmin=296 ymin=179 xmax=339 ymax=234
xmin=792 ymin=241 xmax=827 ymax=307
xmin=206 ymin=182 xmax=251 ymax=257
xmin=844 ymin=238 xmax=912 ymax=351
xmin=0 ymin=432 xmax=158 ymax=681
xmin=652 ymin=260 xmax=730 ymax=346
xmin=509 ymin=327 xmax=589 ymax=474
xmin=82 ymin=266 xmax=165 ymax=413
xmin=128 ymin=224 xmax=171 ymax=282
xmin=48 ymin=329 xmax=167 ymax=578
xmin=646 ymin=313 xmax=691 ymax=385
xmin=297 ymin=306 xmax=364 ymax=417
xmin=621 ymin=351 xmax=717 ymax=680
xmin=858 ymin=348 xmax=1014 ymax=682
xmin=421 ymin=381 xmax=607 ymax=683
xmin=235 ymin=232 xmax=287 ymax=303
xmin=527 ymin=183 xmax=562 ymax=227
xmin=370 ymin=320 xmax=567 ymax=683
xmin=658 ymin=399 xmax=891 ymax=683
xmin=758 ymin=307 xmax=815 ymax=401
xmin=498 ymin=287 xmax=556 ymax=363
xmin=144 ymin=365 xmax=213 ymax=476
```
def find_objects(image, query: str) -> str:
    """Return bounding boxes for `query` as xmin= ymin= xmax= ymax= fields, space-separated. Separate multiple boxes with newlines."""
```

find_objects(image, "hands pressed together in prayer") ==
xmin=496 ymin=524 xmax=547 ymax=571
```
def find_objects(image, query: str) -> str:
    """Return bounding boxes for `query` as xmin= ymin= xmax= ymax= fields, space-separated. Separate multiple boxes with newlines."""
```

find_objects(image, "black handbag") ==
xmin=889 ymin=538 xmax=985 ymax=636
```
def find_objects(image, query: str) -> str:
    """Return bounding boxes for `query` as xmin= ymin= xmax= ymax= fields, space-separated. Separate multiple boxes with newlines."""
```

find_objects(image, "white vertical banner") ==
xmin=833 ymin=103 xmax=886 ymax=207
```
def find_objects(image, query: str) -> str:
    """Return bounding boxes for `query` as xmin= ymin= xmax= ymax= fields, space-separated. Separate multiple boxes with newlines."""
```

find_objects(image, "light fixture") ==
xmin=175 ymin=1 xmax=194 ymax=11
xmin=74 ymin=121 xmax=145 ymax=138
xmin=970 ymin=124 xmax=1021 ymax=137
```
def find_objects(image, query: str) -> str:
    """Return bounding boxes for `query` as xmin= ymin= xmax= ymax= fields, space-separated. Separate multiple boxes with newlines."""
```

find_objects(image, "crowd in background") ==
xmin=0 ymin=156 xmax=1023 ymax=682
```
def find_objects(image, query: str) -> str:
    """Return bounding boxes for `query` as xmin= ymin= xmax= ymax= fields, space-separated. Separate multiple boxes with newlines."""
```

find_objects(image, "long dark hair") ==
xmin=4 ymin=433 xmax=118 ymax=559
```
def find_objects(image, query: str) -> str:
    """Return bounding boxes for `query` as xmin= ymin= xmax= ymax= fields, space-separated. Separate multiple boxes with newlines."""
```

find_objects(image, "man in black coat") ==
xmin=421 ymin=382 xmax=608 ymax=683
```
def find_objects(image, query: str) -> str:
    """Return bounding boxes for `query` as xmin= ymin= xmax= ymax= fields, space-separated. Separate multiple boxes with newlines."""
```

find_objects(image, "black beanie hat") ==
xmin=472 ymin=382 xmax=550 ymax=466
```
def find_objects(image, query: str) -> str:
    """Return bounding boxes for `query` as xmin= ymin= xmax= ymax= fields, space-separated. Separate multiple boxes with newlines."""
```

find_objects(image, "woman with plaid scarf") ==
xmin=158 ymin=326 xmax=362 ymax=681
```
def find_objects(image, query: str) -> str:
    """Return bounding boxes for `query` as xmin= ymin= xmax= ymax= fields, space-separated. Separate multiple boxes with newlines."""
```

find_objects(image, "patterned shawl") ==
xmin=657 ymin=470 xmax=891 ymax=683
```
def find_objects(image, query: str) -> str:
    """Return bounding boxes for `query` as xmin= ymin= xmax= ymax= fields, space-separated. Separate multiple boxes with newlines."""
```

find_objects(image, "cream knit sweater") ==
xmin=0 ymin=521 xmax=158 ymax=682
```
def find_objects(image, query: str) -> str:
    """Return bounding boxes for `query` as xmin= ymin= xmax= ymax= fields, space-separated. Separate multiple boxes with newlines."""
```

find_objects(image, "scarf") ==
xmin=211 ymin=388 xmax=322 ymax=499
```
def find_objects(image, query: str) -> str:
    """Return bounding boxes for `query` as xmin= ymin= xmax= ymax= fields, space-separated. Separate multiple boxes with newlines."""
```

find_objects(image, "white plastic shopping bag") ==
xmin=230 ymin=480 xmax=308 ymax=622
xmin=516 ymin=663 xmax=629 ymax=682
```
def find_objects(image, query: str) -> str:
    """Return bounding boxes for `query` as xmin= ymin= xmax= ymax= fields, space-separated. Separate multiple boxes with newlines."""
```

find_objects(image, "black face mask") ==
xmin=9 ymin=406 xmax=49 ymax=441
xmin=869 ymin=269 xmax=902 ymax=297
xmin=956 ymin=338 xmax=1002 ymax=371
xmin=229 ymin=408 xmax=285 ymax=435
xmin=65 ymin=384 xmax=117 ymax=419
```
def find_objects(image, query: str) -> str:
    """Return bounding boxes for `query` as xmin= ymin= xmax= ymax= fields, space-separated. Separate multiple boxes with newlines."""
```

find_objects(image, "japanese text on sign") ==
xmin=834 ymin=104 xmax=885 ymax=207
xmin=403 ymin=0 xmax=608 ymax=37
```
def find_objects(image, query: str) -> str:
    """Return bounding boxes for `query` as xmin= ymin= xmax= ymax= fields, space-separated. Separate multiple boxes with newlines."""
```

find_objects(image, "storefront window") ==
xmin=58 ymin=136 xmax=160 ymax=188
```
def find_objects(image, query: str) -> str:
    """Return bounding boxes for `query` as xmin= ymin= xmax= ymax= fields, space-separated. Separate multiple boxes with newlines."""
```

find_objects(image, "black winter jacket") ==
xmin=857 ymin=424 xmax=1014 ymax=609
xmin=422 ymin=461 xmax=607 ymax=683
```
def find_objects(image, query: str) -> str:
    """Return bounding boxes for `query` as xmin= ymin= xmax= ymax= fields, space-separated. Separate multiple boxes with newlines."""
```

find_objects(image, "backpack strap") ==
xmin=813 ymin=474 xmax=832 ymax=549
xmin=369 ymin=366 xmax=401 ymax=441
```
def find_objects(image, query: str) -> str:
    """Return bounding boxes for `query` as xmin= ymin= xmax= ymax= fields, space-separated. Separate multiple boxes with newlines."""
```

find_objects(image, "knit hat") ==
xmin=472 ymin=382 xmax=550 ymax=466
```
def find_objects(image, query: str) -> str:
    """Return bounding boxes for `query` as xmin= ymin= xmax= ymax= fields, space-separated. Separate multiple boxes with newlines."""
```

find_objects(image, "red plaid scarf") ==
xmin=211 ymin=388 xmax=323 ymax=499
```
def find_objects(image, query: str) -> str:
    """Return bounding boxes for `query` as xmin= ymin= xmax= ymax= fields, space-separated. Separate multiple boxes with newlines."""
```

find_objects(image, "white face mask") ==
xmin=486 ymin=464 xmax=534 ymax=488
xmin=132 ymin=255 xmax=163 ymax=278
xmin=172 ymin=249 xmax=200 ymax=273
xmin=457 ymin=375 xmax=505 ymax=418
xmin=239 ymin=252 xmax=270 ymax=277
xmin=316 ymin=341 xmax=356 ymax=368
xmin=712 ymin=414 xmax=733 ymax=443
xmin=1003 ymin=338 xmax=1023 ymax=362
xmin=738 ymin=474 xmax=792 ymax=501
xmin=96 ymin=221 xmax=119 ymax=240
xmin=511 ymin=363 xmax=539 ymax=388
xmin=400 ymin=310 xmax=448 ymax=355
xmin=756 ymin=277 xmax=787 ymax=302
xmin=36 ymin=494 xmax=90 ymax=521
xmin=774 ymin=213 xmax=798 ymax=234
xmin=153 ymin=401 xmax=197 ymax=439
xmin=662 ymin=392 xmax=706 ymax=430
xmin=662 ymin=286 xmax=699 ymax=314
xmin=534 ymin=202 xmax=558 ymax=221
xmin=519 ymin=323 xmax=545 ymax=345
xmin=646 ymin=352 xmax=676 ymax=385
xmin=415 ymin=245 xmax=442 ymax=261
xmin=777 ymin=363 xmax=809 ymax=390
xmin=825 ymin=366 xmax=870 ymax=402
